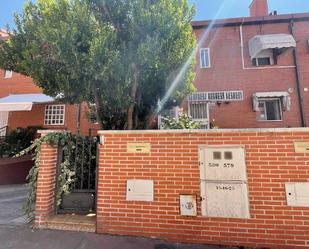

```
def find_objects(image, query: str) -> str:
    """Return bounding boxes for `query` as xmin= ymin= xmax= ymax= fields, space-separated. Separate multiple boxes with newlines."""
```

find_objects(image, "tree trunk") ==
xmin=127 ymin=63 xmax=138 ymax=130
xmin=92 ymin=83 xmax=103 ymax=129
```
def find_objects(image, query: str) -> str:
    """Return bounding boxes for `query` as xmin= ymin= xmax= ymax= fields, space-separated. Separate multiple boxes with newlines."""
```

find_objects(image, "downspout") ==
xmin=240 ymin=18 xmax=245 ymax=69
xmin=76 ymin=103 xmax=81 ymax=134
xmin=289 ymin=19 xmax=307 ymax=127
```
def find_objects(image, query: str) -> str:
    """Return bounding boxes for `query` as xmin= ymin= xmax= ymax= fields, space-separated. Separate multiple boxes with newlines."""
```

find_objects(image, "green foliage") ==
xmin=15 ymin=131 xmax=75 ymax=224
xmin=0 ymin=0 xmax=196 ymax=129
xmin=161 ymin=113 xmax=201 ymax=129
xmin=0 ymin=126 xmax=42 ymax=158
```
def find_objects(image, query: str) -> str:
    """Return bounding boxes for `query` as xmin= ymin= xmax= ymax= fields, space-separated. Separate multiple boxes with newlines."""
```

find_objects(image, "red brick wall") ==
xmin=192 ymin=19 xmax=309 ymax=128
xmin=35 ymin=140 xmax=58 ymax=227
xmin=0 ymin=70 xmax=42 ymax=98
xmin=96 ymin=129 xmax=309 ymax=249
xmin=0 ymin=155 xmax=33 ymax=185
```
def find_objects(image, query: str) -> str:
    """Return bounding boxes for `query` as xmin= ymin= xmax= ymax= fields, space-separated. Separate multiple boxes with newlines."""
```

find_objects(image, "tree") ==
xmin=0 ymin=0 xmax=196 ymax=130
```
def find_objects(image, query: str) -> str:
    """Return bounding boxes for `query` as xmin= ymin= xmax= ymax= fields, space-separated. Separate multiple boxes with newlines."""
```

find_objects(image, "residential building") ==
xmin=188 ymin=0 xmax=309 ymax=129
xmin=0 ymin=30 xmax=100 ymax=136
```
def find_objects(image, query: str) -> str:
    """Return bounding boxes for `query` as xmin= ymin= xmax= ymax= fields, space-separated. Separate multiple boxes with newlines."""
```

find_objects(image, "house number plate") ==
xmin=127 ymin=143 xmax=151 ymax=153
xmin=294 ymin=142 xmax=309 ymax=153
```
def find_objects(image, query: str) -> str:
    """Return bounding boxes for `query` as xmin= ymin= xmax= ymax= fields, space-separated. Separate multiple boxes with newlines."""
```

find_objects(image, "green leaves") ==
xmin=162 ymin=113 xmax=201 ymax=129
xmin=0 ymin=0 xmax=196 ymax=129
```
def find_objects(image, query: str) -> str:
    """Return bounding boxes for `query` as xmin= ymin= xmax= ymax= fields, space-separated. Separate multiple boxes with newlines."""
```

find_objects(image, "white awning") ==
xmin=253 ymin=92 xmax=290 ymax=98
xmin=0 ymin=94 xmax=55 ymax=111
xmin=252 ymin=92 xmax=291 ymax=112
xmin=249 ymin=34 xmax=296 ymax=58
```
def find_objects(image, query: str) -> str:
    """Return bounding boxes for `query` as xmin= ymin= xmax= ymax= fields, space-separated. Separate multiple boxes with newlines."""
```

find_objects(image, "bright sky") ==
xmin=1 ymin=0 xmax=309 ymax=29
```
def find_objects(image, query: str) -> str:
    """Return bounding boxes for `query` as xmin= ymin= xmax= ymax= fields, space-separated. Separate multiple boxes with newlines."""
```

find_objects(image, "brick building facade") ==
xmin=188 ymin=0 xmax=309 ymax=129
xmin=0 ymin=29 xmax=100 ymax=136
xmin=0 ymin=67 xmax=100 ymax=136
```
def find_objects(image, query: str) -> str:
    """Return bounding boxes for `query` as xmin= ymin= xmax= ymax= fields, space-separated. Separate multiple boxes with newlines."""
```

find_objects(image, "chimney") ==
xmin=249 ymin=0 xmax=269 ymax=17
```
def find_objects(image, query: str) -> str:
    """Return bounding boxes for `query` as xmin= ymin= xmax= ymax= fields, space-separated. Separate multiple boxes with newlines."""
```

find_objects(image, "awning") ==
xmin=0 ymin=94 xmax=55 ymax=111
xmin=252 ymin=92 xmax=291 ymax=112
xmin=249 ymin=34 xmax=296 ymax=59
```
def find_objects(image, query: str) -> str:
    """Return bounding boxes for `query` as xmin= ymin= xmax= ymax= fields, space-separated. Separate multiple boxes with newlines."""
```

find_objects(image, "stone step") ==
xmin=43 ymin=214 xmax=96 ymax=233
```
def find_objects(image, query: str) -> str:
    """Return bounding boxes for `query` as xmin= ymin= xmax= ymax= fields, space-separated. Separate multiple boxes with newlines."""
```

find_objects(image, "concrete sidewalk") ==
xmin=0 ymin=226 xmax=238 ymax=249
xmin=0 ymin=184 xmax=238 ymax=249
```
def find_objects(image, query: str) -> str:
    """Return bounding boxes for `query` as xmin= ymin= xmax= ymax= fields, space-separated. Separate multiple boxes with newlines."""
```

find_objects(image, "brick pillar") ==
xmin=34 ymin=131 xmax=59 ymax=228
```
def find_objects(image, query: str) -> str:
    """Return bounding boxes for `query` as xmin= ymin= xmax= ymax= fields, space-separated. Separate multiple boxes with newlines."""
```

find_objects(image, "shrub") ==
xmin=0 ymin=126 xmax=42 ymax=158
xmin=161 ymin=113 xmax=201 ymax=129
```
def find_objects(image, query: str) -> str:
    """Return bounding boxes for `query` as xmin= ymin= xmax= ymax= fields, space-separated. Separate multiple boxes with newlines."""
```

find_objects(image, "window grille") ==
xmin=44 ymin=105 xmax=65 ymax=125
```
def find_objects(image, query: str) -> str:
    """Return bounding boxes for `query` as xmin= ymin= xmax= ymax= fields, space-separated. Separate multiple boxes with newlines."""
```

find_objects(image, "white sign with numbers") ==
xmin=201 ymin=146 xmax=247 ymax=181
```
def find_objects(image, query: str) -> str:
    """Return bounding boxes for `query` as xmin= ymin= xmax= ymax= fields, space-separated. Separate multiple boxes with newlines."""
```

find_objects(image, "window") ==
xmin=252 ymin=57 xmax=271 ymax=66
xmin=44 ymin=105 xmax=65 ymax=125
xmin=213 ymin=152 xmax=221 ymax=160
xmin=188 ymin=102 xmax=209 ymax=129
xmin=251 ymin=49 xmax=275 ymax=67
xmin=224 ymin=151 xmax=233 ymax=160
xmin=258 ymin=99 xmax=282 ymax=121
xmin=200 ymin=48 xmax=210 ymax=68
xmin=189 ymin=102 xmax=209 ymax=120
xmin=4 ymin=70 xmax=12 ymax=79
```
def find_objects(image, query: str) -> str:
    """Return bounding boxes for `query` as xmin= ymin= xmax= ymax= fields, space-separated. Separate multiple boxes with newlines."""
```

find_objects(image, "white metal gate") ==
xmin=0 ymin=111 xmax=9 ymax=136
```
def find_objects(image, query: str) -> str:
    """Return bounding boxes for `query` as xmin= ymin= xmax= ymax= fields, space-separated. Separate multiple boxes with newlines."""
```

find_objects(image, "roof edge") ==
xmin=192 ymin=12 xmax=309 ymax=29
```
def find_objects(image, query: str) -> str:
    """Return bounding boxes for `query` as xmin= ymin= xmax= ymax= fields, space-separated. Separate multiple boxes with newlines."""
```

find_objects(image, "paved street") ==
xmin=0 ymin=227 xmax=240 ymax=249
xmin=0 ymin=185 xmax=238 ymax=249
xmin=0 ymin=184 xmax=27 ymax=226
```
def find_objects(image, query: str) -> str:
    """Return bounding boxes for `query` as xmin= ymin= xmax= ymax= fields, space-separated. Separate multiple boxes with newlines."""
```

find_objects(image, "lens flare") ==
xmin=156 ymin=0 xmax=230 ymax=114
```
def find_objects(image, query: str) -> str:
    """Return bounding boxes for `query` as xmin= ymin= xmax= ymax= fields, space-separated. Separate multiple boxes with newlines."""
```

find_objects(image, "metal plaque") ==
xmin=294 ymin=142 xmax=309 ymax=153
xmin=127 ymin=143 xmax=151 ymax=153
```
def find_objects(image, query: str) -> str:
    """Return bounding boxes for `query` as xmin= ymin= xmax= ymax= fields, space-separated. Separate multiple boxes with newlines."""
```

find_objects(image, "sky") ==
xmin=0 ymin=0 xmax=309 ymax=29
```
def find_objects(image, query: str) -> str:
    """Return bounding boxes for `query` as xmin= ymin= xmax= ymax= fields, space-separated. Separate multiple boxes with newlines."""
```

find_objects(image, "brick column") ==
xmin=34 ymin=130 xmax=59 ymax=228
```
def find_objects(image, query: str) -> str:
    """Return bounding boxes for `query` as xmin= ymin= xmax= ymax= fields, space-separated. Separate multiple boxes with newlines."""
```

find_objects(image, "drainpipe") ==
xmin=289 ymin=20 xmax=307 ymax=127
xmin=76 ymin=103 xmax=81 ymax=134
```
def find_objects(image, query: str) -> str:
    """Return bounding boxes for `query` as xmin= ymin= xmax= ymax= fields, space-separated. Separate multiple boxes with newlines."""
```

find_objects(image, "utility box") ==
xmin=201 ymin=146 xmax=247 ymax=181
xmin=204 ymin=182 xmax=250 ymax=218
xmin=285 ymin=182 xmax=309 ymax=207
xmin=126 ymin=179 xmax=154 ymax=202
xmin=179 ymin=195 xmax=197 ymax=216
xmin=199 ymin=145 xmax=250 ymax=219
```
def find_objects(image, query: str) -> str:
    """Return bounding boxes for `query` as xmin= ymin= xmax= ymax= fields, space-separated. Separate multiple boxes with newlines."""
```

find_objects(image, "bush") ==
xmin=161 ymin=113 xmax=201 ymax=129
xmin=0 ymin=126 xmax=43 ymax=158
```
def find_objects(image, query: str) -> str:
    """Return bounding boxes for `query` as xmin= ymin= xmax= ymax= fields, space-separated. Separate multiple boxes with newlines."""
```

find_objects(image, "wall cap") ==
xmin=98 ymin=128 xmax=309 ymax=135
